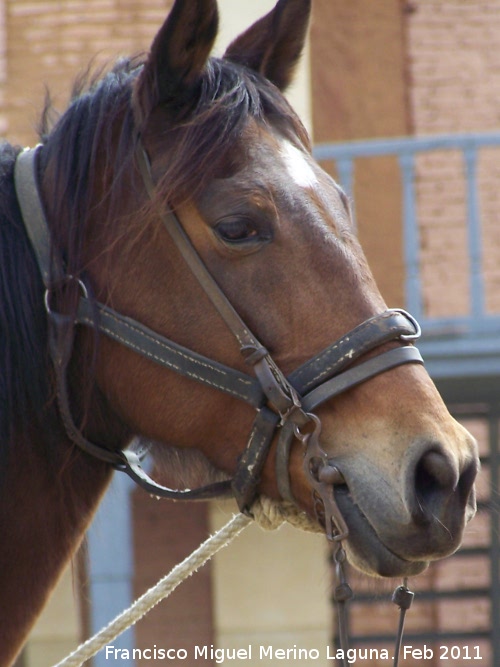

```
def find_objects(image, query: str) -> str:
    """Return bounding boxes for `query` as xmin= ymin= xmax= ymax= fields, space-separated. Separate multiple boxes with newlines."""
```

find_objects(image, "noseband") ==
xmin=14 ymin=144 xmax=423 ymax=540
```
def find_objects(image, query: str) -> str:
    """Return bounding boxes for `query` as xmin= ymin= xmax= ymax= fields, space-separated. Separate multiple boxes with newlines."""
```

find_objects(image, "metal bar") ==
xmin=420 ymin=313 xmax=500 ymax=334
xmin=489 ymin=411 xmax=500 ymax=665
xmin=335 ymin=158 xmax=356 ymax=232
xmin=463 ymin=147 xmax=485 ymax=324
xmin=348 ymin=631 xmax=491 ymax=644
xmin=313 ymin=131 xmax=500 ymax=162
xmin=87 ymin=472 xmax=135 ymax=666
xmin=352 ymin=587 xmax=491 ymax=604
xmin=398 ymin=152 xmax=422 ymax=321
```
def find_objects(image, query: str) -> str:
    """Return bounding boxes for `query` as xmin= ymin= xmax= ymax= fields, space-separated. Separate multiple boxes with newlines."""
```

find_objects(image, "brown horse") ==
xmin=0 ymin=0 xmax=478 ymax=663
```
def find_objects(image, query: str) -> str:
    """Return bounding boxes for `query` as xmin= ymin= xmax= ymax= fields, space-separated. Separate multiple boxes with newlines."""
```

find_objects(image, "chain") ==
xmin=392 ymin=578 xmax=415 ymax=666
xmin=332 ymin=543 xmax=354 ymax=667
xmin=331 ymin=547 xmax=415 ymax=667
xmin=295 ymin=412 xmax=415 ymax=666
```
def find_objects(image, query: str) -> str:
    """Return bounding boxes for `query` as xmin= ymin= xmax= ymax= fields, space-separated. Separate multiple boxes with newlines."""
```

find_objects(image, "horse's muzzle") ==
xmin=326 ymin=439 xmax=479 ymax=578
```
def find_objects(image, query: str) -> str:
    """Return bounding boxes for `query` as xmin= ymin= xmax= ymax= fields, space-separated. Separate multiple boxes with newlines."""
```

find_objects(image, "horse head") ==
xmin=33 ymin=0 xmax=479 ymax=580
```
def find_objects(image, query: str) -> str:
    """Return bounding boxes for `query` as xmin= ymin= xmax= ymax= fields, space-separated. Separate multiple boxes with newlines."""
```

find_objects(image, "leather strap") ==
xmin=115 ymin=448 xmax=233 ymax=501
xmin=50 ymin=305 xmax=234 ymax=500
xmin=288 ymin=309 xmax=420 ymax=395
xmin=14 ymin=146 xmax=65 ymax=286
xmin=135 ymin=141 xmax=306 ymax=422
xmin=14 ymin=142 xmax=427 ymax=516
xmin=275 ymin=345 xmax=423 ymax=502
xmin=302 ymin=346 xmax=423 ymax=413
xmin=275 ymin=422 xmax=296 ymax=502
xmin=76 ymin=297 xmax=264 ymax=409
xmin=231 ymin=407 xmax=281 ymax=514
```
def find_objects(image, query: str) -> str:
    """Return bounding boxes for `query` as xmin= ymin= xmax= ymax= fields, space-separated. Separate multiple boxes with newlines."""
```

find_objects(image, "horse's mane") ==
xmin=0 ymin=143 xmax=52 ymax=463
xmin=0 ymin=52 xmax=308 ymax=469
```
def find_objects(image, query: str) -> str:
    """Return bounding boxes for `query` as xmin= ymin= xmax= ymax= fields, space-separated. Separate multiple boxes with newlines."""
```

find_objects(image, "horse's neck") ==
xmin=0 ymin=429 xmax=111 ymax=666
xmin=0 ymin=145 xmax=129 ymax=662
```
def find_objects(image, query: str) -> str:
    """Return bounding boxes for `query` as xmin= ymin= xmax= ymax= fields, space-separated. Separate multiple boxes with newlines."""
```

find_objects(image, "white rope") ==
xmin=52 ymin=513 xmax=252 ymax=667
xmin=251 ymin=496 xmax=322 ymax=533
xmin=52 ymin=496 xmax=319 ymax=667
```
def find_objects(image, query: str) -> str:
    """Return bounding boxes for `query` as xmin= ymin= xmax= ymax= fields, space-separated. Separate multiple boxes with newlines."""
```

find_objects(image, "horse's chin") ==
xmin=334 ymin=487 xmax=429 ymax=578
xmin=140 ymin=438 xmax=231 ymax=489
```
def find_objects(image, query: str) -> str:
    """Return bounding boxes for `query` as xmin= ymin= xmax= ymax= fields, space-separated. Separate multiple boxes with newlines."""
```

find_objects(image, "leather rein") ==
xmin=14 ymin=143 xmax=424 ymax=533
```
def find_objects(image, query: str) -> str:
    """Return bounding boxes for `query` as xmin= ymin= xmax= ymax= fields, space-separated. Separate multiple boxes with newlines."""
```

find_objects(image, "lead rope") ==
xmin=51 ymin=506 xmax=414 ymax=667
xmin=52 ymin=499 xmax=319 ymax=667
xmin=52 ymin=513 xmax=252 ymax=667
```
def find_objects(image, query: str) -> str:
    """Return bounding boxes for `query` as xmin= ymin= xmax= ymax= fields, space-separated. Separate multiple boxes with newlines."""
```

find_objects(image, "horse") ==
xmin=0 ymin=0 xmax=479 ymax=664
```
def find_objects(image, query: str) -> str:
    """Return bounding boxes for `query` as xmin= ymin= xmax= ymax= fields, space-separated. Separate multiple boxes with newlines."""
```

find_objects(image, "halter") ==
xmin=15 ymin=143 xmax=421 ymax=666
xmin=14 ymin=143 xmax=423 ymax=520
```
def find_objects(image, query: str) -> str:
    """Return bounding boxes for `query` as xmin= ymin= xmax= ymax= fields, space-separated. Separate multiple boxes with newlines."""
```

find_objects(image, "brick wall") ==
xmin=407 ymin=2 xmax=500 ymax=133
xmin=406 ymin=0 xmax=500 ymax=316
xmin=343 ymin=411 xmax=492 ymax=667
xmin=2 ymin=0 xmax=171 ymax=147
xmin=309 ymin=3 xmax=496 ymax=661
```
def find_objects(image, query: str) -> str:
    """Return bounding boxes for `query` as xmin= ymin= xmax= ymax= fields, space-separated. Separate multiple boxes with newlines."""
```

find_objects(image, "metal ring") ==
xmin=292 ymin=412 xmax=320 ymax=443
xmin=389 ymin=308 xmax=422 ymax=342
xmin=44 ymin=277 xmax=89 ymax=315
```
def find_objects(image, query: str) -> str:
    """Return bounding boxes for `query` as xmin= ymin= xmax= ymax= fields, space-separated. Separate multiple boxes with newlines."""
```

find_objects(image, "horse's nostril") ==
xmin=457 ymin=459 xmax=478 ymax=513
xmin=413 ymin=448 xmax=458 ymax=524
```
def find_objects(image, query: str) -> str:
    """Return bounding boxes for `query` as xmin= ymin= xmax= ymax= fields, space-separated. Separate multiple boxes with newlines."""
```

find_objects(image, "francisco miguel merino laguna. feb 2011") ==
xmin=104 ymin=644 xmax=485 ymax=662
xmin=103 ymin=644 xmax=407 ymax=663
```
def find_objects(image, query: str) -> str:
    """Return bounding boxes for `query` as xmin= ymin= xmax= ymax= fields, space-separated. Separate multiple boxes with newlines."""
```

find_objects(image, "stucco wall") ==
xmin=310 ymin=0 xmax=410 ymax=306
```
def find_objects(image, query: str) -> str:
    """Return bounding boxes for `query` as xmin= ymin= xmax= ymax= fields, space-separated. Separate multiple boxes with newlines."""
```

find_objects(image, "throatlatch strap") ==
xmin=12 ymin=146 xmax=242 ymax=502
xmin=116 ymin=448 xmax=233 ymax=501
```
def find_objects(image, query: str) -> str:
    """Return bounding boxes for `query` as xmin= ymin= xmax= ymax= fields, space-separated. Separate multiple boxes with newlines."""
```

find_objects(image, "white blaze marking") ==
xmin=280 ymin=140 xmax=318 ymax=189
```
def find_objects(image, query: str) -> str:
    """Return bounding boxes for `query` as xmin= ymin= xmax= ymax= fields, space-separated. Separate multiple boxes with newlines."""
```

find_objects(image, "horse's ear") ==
xmin=133 ymin=0 xmax=218 ymax=127
xmin=224 ymin=0 xmax=311 ymax=91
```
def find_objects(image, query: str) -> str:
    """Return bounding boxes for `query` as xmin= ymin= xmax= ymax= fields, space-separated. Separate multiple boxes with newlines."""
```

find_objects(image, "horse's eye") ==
xmin=214 ymin=218 xmax=258 ymax=244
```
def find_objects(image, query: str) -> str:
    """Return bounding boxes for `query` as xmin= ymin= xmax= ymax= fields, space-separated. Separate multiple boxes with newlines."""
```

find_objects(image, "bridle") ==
xmin=14 ymin=142 xmax=421 ymax=665
xmin=14 ymin=142 xmax=423 ymax=521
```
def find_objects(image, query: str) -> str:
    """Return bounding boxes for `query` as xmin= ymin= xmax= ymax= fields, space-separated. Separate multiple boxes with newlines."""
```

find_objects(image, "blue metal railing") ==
xmin=314 ymin=133 xmax=500 ymax=378
xmin=313 ymin=132 xmax=500 ymax=335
